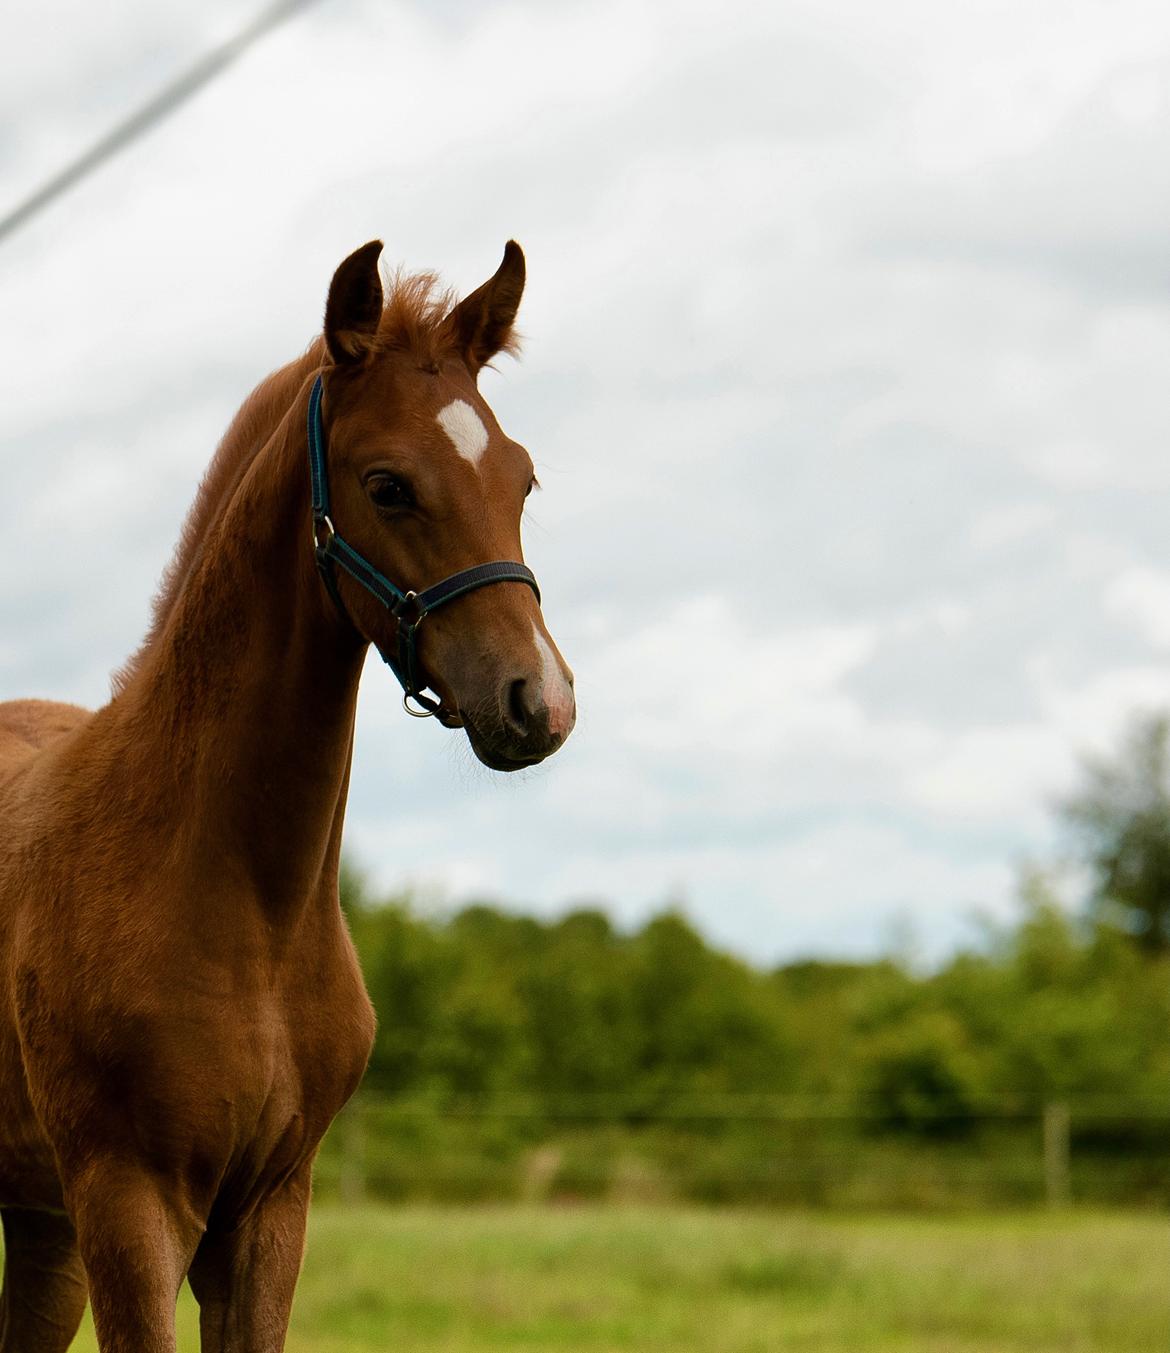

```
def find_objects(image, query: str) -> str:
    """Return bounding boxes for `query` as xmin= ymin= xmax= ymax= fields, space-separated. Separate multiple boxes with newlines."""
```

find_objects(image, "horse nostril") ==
xmin=507 ymin=678 xmax=530 ymax=736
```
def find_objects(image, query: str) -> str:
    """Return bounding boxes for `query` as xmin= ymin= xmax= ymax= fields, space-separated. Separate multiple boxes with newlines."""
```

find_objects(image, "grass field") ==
xmin=54 ymin=1205 xmax=1168 ymax=1352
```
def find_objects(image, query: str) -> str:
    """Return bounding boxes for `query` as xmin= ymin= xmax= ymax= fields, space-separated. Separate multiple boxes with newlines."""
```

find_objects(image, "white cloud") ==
xmin=905 ymin=725 xmax=1067 ymax=822
xmin=1107 ymin=566 xmax=1170 ymax=649
xmin=968 ymin=502 xmax=1057 ymax=552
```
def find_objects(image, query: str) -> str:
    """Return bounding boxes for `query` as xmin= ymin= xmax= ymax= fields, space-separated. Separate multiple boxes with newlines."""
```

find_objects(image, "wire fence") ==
xmin=314 ymin=1094 xmax=1170 ymax=1211
xmin=0 ymin=0 xmax=324 ymax=243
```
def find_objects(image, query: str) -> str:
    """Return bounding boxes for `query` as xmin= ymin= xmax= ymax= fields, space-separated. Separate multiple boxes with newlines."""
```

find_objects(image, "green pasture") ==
xmin=60 ymin=1204 xmax=1167 ymax=1352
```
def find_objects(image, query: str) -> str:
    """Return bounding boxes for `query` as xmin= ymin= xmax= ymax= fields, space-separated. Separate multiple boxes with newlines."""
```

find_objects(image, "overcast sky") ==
xmin=3 ymin=0 xmax=1169 ymax=963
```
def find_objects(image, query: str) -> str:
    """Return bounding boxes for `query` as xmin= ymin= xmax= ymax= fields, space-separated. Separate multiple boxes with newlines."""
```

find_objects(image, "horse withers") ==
xmin=0 ymin=240 xmax=574 ymax=1353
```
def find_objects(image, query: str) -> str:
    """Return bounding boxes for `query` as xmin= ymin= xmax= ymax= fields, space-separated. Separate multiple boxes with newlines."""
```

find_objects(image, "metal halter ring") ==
xmin=312 ymin=514 xmax=336 ymax=550
xmin=403 ymin=691 xmax=441 ymax=719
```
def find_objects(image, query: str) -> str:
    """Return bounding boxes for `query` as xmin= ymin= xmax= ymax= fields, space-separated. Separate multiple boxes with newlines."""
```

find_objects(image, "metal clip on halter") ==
xmin=312 ymin=514 xmax=335 ymax=550
xmin=305 ymin=375 xmax=541 ymax=717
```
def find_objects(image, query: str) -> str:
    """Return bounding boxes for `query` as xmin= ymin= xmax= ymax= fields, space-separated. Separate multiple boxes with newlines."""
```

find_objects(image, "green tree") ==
xmin=857 ymin=1009 xmax=985 ymax=1135
xmin=1063 ymin=711 xmax=1170 ymax=953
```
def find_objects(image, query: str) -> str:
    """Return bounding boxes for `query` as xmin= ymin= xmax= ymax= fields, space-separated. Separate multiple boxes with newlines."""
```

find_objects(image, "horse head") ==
xmin=311 ymin=240 xmax=575 ymax=771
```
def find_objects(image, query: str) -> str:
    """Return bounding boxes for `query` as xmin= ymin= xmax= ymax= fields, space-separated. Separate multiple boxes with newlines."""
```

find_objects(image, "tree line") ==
xmin=327 ymin=712 xmax=1170 ymax=1206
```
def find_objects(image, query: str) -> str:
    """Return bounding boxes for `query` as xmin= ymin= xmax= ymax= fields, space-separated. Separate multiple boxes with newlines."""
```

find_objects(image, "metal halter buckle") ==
xmin=393 ymin=590 xmax=423 ymax=625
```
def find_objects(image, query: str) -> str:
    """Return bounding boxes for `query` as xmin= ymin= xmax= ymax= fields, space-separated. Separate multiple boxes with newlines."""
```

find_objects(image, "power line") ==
xmin=0 ymin=0 xmax=324 ymax=245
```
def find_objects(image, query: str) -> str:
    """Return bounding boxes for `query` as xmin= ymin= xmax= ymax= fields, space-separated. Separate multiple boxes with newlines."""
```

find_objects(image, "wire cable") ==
xmin=0 ymin=0 xmax=324 ymax=245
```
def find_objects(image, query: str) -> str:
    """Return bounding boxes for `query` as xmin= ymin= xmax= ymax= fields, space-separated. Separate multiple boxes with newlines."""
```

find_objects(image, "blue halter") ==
xmin=307 ymin=375 xmax=540 ymax=717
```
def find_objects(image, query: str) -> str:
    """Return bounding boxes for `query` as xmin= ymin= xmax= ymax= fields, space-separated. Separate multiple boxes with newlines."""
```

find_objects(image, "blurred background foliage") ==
xmin=319 ymin=713 xmax=1170 ymax=1211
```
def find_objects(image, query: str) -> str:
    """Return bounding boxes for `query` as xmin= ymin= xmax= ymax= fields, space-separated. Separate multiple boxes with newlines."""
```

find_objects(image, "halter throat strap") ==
xmin=306 ymin=374 xmax=540 ymax=716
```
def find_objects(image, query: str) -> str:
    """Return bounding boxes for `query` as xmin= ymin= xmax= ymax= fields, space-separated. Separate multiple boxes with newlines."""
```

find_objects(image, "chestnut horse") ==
xmin=0 ymin=240 xmax=575 ymax=1352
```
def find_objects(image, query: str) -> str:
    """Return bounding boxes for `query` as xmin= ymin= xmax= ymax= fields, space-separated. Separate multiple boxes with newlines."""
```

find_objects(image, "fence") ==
xmin=314 ymin=1093 xmax=1170 ymax=1210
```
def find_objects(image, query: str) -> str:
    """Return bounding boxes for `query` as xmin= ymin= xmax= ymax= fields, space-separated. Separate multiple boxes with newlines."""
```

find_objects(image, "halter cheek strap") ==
xmin=307 ymin=375 xmax=540 ymax=718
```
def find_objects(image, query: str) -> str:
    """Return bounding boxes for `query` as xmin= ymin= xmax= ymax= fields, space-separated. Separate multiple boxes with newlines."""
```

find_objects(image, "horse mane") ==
xmin=112 ymin=269 xmax=462 ymax=696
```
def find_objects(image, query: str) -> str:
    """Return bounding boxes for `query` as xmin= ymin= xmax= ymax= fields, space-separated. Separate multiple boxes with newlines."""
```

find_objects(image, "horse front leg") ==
xmin=67 ymin=1161 xmax=203 ymax=1353
xmin=0 ymin=1208 xmax=88 ymax=1353
xmin=187 ymin=1166 xmax=312 ymax=1353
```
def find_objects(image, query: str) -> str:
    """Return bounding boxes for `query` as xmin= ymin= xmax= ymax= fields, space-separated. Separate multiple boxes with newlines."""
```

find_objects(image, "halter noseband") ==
xmin=307 ymin=375 xmax=540 ymax=718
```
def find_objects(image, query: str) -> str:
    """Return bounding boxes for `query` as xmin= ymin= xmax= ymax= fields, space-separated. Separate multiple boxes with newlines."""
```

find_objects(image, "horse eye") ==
xmin=526 ymin=476 xmax=540 ymax=498
xmin=368 ymin=475 xmax=414 ymax=510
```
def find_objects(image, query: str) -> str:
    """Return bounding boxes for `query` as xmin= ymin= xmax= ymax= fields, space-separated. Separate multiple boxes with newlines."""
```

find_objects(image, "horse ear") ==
xmin=449 ymin=241 xmax=525 ymax=374
xmin=325 ymin=240 xmax=384 ymax=364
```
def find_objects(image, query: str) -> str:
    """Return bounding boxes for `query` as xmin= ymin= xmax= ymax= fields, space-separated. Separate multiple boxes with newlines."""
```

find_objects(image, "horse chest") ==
xmin=204 ymin=974 xmax=374 ymax=1212
xmin=15 ymin=923 xmax=374 ymax=1204
xmin=197 ymin=992 xmax=370 ymax=1177
xmin=202 ymin=986 xmax=367 ymax=1108
xmin=180 ymin=955 xmax=375 ymax=1140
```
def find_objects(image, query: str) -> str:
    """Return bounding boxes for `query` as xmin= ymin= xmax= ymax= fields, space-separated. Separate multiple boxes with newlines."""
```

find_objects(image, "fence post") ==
xmin=339 ymin=1096 xmax=367 ymax=1206
xmin=1043 ymin=1100 xmax=1071 ymax=1208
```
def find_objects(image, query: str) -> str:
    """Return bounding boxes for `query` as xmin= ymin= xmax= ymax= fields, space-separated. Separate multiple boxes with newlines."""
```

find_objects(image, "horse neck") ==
xmin=119 ymin=379 xmax=367 ymax=920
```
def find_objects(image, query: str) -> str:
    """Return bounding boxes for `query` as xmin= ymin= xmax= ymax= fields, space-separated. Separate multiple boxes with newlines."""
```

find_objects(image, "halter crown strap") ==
xmin=307 ymin=375 xmax=540 ymax=715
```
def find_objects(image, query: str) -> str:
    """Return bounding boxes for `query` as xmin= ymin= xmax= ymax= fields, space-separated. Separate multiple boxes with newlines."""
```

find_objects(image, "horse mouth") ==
xmin=461 ymin=712 xmax=558 ymax=772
